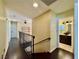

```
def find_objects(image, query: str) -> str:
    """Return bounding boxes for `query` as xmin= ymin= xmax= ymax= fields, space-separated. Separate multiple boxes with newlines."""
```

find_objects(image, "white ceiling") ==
xmin=4 ymin=0 xmax=74 ymax=18
xmin=49 ymin=0 xmax=74 ymax=13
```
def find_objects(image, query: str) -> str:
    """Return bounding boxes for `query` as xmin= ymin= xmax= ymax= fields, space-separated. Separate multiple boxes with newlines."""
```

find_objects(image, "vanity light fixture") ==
xmin=63 ymin=22 xmax=65 ymax=24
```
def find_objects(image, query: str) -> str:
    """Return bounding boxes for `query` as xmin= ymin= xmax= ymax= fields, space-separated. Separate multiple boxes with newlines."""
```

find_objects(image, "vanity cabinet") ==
xmin=60 ymin=35 xmax=71 ymax=46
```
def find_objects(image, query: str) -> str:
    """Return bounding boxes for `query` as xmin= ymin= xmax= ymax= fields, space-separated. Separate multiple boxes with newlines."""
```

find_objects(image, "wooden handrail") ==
xmin=19 ymin=31 xmax=35 ymax=39
xmin=34 ymin=37 xmax=50 ymax=45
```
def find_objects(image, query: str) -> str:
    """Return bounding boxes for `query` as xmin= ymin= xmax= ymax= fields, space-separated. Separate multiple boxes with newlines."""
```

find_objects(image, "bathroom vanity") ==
xmin=58 ymin=16 xmax=74 ymax=53
xmin=59 ymin=35 xmax=71 ymax=46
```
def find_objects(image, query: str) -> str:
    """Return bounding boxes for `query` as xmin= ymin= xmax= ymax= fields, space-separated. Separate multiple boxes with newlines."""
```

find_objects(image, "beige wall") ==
xmin=34 ymin=40 xmax=50 ymax=53
xmin=33 ymin=10 xmax=51 ymax=44
xmin=57 ymin=8 xmax=74 ymax=18
xmin=33 ymin=10 xmax=52 ymax=52
xmin=0 ymin=0 xmax=5 ymax=17
xmin=33 ymin=10 xmax=58 ymax=53
xmin=57 ymin=9 xmax=74 ymax=53
xmin=0 ymin=19 xmax=7 ymax=59
xmin=0 ymin=0 xmax=7 ymax=58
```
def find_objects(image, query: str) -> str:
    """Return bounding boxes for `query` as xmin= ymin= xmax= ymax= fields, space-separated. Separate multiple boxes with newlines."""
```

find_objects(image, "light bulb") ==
xmin=33 ymin=2 xmax=38 ymax=8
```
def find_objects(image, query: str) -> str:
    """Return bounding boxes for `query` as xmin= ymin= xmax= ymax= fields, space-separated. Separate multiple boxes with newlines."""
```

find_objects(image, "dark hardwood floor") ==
xmin=51 ymin=48 xmax=74 ymax=59
xmin=5 ymin=38 xmax=29 ymax=59
xmin=5 ymin=38 xmax=74 ymax=59
xmin=33 ymin=48 xmax=74 ymax=59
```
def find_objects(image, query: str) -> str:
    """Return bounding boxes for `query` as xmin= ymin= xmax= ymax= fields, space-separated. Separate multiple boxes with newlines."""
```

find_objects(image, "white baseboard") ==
xmin=3 ymin=41 xmax=9 ymax=59
xmin=49 ymin=47 xmax=57 ymax=53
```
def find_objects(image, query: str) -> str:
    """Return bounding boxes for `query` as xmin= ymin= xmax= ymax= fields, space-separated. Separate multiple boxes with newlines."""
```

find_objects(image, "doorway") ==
xmin=9 ymin=21 xmax=17 ymax=48
xmin=11 ymin=21 xmax=17 ymax=39
xmin=58 ymin=16 xmax=74 ymax=53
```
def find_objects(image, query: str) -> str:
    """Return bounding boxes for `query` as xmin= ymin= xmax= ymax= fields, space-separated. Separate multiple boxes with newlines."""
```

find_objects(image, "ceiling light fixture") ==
xmin=24 ymin=20 xmax=27 ymax=24
xmin=33 ymin=0 xmax=38 ymax=8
